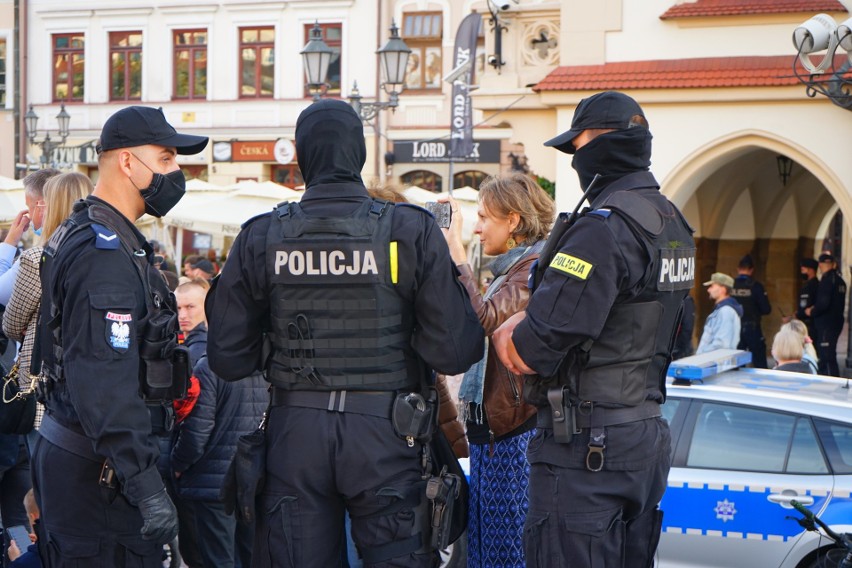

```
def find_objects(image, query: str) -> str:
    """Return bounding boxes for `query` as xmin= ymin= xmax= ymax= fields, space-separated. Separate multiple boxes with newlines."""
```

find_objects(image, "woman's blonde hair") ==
xmin=478 ymin=172 xmax=555 ymax=243
xmin=41 ymin=172 xmax=93 ymax=242
xmin=772 ymin=329 xmax=804 ymax=363
xmin=781 ymin=319 xmax=807 ymax=339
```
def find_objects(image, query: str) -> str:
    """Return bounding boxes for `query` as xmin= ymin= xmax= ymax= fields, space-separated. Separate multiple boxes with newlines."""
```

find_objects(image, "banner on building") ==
xmin=449 ymin=13 xmax=482 ymax=160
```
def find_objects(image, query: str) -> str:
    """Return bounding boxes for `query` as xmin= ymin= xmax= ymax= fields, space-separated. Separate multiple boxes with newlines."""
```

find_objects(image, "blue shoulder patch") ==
xmin=588 ymin=208 xmax=612 ymax=219
xmin=91 ymin=223 xmax=120 ymax=250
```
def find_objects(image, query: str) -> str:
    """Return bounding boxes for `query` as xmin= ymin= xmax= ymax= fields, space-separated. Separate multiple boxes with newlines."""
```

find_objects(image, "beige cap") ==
xmin=703 ymin=272 xmax=734 ymax=288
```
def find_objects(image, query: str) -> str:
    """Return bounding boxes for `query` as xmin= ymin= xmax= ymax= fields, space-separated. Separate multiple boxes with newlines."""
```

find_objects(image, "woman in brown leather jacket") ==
xmin=441 ymin=173 xmax=554 ymax=568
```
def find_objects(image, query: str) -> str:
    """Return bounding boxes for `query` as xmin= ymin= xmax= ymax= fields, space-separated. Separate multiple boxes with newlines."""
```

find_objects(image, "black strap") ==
xmin=38 ymin=413 xmax=103 ymax=463
xmin=270 ymin=388 xmax=396 ymax=419
xmin=537 ymin=399 xmax=661 ymax=429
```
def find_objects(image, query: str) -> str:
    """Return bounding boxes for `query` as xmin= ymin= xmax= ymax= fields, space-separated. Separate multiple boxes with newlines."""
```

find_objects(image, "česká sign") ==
xmin=393 ymin=139 xmax=500 ymax=164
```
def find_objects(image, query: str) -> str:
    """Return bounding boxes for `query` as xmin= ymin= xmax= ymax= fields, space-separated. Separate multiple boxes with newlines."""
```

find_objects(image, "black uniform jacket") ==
xmin=206 ymin=184 xmax=484 ymax=382
xmin=513 ymin=171 xmax=664 ymax=378
xmin=40 ymin=196 xmax=164 ymax=505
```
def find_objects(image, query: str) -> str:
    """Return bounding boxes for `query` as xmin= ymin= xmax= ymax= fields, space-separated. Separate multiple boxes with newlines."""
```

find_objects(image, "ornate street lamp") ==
xmin=792 ymin=13 xmax=852 ymax=111
xmin=25 ymin=104 xmax=71 ymax=167
xmin=348 ymin=21 xmax=411 ymax=122
xmin=300 ymin=22 xmax=335 ymax=102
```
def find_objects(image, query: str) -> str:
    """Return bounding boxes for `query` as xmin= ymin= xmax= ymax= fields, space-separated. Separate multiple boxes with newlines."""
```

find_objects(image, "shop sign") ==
xmin=393 ymin=139 xmax=500 ymax=163
xmin=212 ymin=140 xmax=296 ymax=163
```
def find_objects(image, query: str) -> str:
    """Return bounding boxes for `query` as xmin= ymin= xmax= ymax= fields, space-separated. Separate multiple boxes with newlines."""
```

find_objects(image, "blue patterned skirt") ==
xmin=467 ymin=429 xmax=532 ymax=568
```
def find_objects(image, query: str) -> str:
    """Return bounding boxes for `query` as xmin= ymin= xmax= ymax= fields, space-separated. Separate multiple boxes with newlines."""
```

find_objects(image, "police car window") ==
xmin=786 ymin=418 xmax=829 ymax=474
xmin=660 ymin=399 xmax=680 ymax=424
xmin=814 ymin=419 xmax=852 ymax=475
xmin=687 ymin=403 xmax=795 ymax=473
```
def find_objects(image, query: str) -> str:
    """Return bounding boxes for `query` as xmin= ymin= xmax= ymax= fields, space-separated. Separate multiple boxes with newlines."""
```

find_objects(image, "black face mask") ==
xmin=131 ymin=154 xmax=187 ymax=217
xmin=801 ymin=272 xmax=810 ymax=281
xmin=570 ymin=127 xmax=652 ymax=202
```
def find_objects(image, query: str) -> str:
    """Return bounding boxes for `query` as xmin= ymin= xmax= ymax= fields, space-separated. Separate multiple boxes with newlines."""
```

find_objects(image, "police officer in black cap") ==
xmin=493 ymin=91 xmax=695 ymax=567
xmin=35 ymin=106 xmax=207 ymax=566
xmin=732 ymin=254 xmax=771 ymax=368
xmin=205 ymin=99 xmax=484 ymax=566
xmin=807 ymin=253 xmax=847 ymax=376
xmin=796 ymin=257 xmax=819 ymax=340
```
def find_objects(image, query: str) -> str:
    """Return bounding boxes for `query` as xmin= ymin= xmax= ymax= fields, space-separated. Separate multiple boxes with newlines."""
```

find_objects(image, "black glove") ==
xmin=137 ymin=488 xmax=178 ymax=544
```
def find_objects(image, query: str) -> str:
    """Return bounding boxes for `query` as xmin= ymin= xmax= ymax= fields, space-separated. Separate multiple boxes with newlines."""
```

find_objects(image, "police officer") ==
xmin=492 ymin=91 xmax=695 ymax=567
xmin=35 ymin=106 xmax=207 ymax=566
xmin=731 ymin=254 xmax=771 ymax=368
xmin=205 ymin=99 xmax=484 ymax=567
xmin=796 ymin=257 xmax=819 ymax=340
xmin=807 ymin=253 xmax=847 ymax=376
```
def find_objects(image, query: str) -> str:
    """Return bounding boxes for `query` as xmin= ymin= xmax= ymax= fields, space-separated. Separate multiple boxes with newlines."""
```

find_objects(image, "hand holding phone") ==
xmin=424 ymin=201 xmax=452 ymax=229
xmin=6 ymin=525 xmax=30 ymax=550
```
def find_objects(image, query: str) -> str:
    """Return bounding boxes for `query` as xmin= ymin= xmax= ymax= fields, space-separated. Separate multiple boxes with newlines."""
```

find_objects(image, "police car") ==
xmin=657 ymin=350 xmax=852 ymax=568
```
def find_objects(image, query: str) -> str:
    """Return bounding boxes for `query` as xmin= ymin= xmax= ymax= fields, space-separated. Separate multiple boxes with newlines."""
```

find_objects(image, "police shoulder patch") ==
xmin=588 ymin=208 xmax=612 ymax=219
xmin=549 ymin=252 xmax=594 ymax=281
xmin=91 ymin=223 xmax=120 ymax=250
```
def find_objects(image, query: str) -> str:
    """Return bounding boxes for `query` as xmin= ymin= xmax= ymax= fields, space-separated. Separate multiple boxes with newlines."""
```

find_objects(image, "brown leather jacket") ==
xmin=457 ymin=256 xmax=538 ymax=439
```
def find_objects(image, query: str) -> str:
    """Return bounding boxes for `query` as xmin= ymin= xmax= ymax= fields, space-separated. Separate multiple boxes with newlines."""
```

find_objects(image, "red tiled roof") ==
xmin=534 ymin=56 xmax=807 ymax=91
xmin=660 ymin=0 xmax=847 ymax=19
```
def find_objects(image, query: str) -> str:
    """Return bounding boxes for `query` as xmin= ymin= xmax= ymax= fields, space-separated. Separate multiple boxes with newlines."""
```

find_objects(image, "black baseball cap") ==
xmin=96 ymin=106 xmax=208 ymax=155
xmin=818 ymin=253 xmax=835 ymax=263
xmin=801 ymin=258 xmax=818 ymax=270
xmin=544 ymin=91 xmax=646 ymax=154
xmin=191 ymin=259 xmax=216 ymax=275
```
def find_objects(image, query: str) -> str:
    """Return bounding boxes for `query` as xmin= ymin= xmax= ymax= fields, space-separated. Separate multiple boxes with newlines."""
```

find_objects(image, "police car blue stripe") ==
xmin=661 ymin=483 xmax=832 ymax=541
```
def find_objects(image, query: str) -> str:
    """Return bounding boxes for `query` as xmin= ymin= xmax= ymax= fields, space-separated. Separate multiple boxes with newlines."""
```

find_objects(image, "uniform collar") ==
xmin=590 ymin=171 xmax=659 ymax=209
xmin=300 ymin=183 xmax=370 ymax=203
xmin=86 ymin=195 xmax=148 ymax=250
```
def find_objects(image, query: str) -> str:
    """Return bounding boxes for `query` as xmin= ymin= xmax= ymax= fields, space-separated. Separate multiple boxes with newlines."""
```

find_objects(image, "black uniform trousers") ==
xmin=524 ymin=417 xmax=671 ymax=568
xmin=252 ymin=405 xmax=433 ymax=568
xmin=816 ymin=324 xmax=842 ymax=377
xmin=0 ymin=438 xmax=31 ymax=567
xmin=737 ymin=323 xmax=767 ymax=369
xmin=31 ymin=436 xmax=162 ymax=567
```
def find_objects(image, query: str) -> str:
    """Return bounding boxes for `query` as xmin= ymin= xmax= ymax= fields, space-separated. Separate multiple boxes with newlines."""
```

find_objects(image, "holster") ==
xmin=425 ymin=467 xmax=461 ymax=551
xmin=221 ymin=427 xmax=267 ymax=524
xmin=391 ymin=390 xmax=437 ymax=445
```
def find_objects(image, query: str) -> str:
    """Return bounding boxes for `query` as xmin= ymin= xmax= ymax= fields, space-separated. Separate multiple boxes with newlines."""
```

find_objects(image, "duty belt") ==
xmin=39 ymin=413 xmax=119 ymax=489
xmin=271 ymin=388 xmax=395 ymax=419
xmin=537 ymin=391 xmax=661 ymax=473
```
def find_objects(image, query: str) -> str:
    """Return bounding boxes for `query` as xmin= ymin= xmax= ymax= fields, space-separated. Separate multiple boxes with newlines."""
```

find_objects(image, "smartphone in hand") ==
xmin=424 ymin=202 xmax=452 ymax=229
xmin=6 ymin=525 xmax=30 ymax=549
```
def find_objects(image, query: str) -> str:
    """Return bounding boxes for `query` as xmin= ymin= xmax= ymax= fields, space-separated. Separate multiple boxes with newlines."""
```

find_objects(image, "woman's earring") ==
xmin=506 ymin=236 xmax=516 ymax=249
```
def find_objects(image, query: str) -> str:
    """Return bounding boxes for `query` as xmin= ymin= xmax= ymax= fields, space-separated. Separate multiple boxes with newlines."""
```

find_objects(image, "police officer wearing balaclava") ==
xmin=493 ymin=91 xmax=695 ymax=567
xmin=205 ymin=99 xmax=484 ymax=566
xmin=36 ymin=106 xmax=207 ymax=566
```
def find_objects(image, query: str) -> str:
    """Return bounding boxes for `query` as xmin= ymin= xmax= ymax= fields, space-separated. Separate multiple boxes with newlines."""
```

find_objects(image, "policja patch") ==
xmin=549 ymin=252 xmax=594 ymax=281
xmin=658 ymin=247 xmax=695 ymax=291
xmin=105 ymin=311 xmax=132 ymax=353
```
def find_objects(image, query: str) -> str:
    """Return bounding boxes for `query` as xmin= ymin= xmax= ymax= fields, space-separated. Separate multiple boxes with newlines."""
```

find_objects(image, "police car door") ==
xmin=659 ymin=398 xmax=833 ymax=568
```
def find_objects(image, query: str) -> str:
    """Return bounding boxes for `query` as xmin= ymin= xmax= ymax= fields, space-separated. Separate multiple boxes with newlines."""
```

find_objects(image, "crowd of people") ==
xmin=0 ymin=91 xmax=845 ymax=568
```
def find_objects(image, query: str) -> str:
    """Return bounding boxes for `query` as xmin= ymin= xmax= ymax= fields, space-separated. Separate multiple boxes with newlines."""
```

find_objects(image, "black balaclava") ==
xmin=571 ymin=127 xmax=653 ymax=201
xmin=295 ymin=99 xmax=367 ymax=188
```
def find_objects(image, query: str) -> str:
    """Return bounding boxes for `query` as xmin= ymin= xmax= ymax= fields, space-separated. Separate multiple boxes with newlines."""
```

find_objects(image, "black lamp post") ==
xmin=301 ymin=21 xmax=410 ymax=119
xmin=791 ymin=13 xmax=852 ymax=111
xmin=25 ymin=104 xmax=71 ymax=167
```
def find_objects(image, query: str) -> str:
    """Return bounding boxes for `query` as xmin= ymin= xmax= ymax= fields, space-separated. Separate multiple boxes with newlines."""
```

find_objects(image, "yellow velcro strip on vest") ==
xmin=549 ymin=252 xmax=594 ymax=280
xmin=390 ymin=241 xmax=398 ymax=284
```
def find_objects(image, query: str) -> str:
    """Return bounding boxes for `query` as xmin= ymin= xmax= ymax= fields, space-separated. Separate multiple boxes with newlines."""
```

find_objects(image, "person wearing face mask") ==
xmin=34 ymin=106 xmax=208 ymax=567
xmin=0 ymin=169 xmax=60 ymax=305
xmin=492 ymin=91 xmax=695 ymax=567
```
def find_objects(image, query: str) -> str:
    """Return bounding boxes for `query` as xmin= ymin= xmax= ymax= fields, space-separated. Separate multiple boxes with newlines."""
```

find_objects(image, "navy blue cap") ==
xmin=97 ymin=106 xmax=208 ymax=155
xmin=801 ymin=258 xmax=818 ymax=270
xmin=544 ymin=91 xmax=646 ymax=154
xmin=818 ymin=253 xmax=835 ymax=263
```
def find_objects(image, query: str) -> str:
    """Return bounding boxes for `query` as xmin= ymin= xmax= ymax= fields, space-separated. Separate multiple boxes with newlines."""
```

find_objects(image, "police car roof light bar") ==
xmin=667 ymin=349 xmax=753 ymax=383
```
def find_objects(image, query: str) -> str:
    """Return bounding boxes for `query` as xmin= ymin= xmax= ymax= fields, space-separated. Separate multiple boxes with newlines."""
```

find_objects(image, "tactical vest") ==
xmin=40 ymin=200 xmax=186 ymax=420
xmin=732 ymin=276 xmax=759 ymax=325
xmin=532 ymin=189 xmax=695 ymax=408
xmin=264 ymin=199 xmax=418 ymax=392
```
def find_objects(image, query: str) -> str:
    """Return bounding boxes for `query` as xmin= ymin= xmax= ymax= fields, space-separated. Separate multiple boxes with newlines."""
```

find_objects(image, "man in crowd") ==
xmin=0 ymin=169 xmax=60 ymax=304
xmin=807 ymin=253 xmax=847 ymax=376
xmin=697 ymin=272 xmax=743 ymax=354
xmin=205 ymin=99 xmax=483 ymax=565
xmin=35 ymin=106 xmax=207 ymax=565
xmin=492 ymin=91 xmax=694 ymax=567
xmin=796 ymin=257 xmax=819 ymax=341
xmin=731 ymin=254 xmax=771 ymax=367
